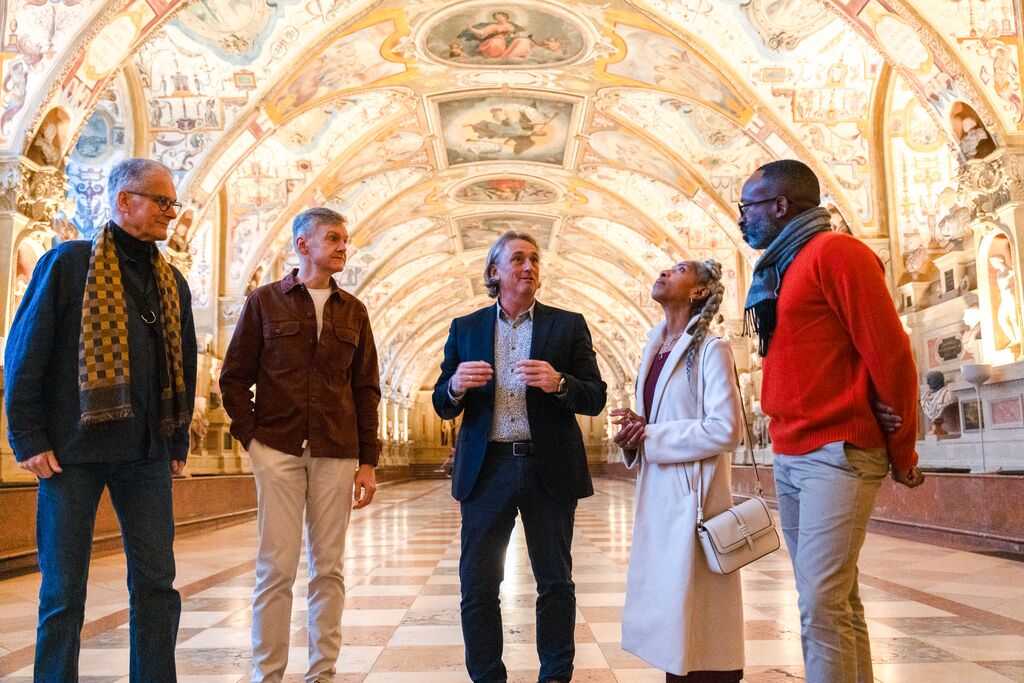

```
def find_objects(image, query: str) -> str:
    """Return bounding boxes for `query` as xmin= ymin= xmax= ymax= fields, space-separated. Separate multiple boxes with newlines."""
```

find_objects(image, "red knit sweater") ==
xmin=761 ymin=232 xmax=919 ymax=470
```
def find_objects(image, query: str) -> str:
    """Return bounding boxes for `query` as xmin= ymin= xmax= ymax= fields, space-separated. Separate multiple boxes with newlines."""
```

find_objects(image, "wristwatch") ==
xmin=556 ymin=374 xmax=567 ymax=394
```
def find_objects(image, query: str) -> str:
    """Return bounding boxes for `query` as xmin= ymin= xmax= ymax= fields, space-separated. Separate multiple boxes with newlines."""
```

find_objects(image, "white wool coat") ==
xmin=620 ymin=320 xmax=745 ymax=676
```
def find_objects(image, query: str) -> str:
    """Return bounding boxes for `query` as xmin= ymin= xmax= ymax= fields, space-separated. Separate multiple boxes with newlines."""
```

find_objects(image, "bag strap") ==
xmin=732 ymin=363 xmax=764 ymax=496
xmin=696 ymin=341 xmax=765 ymax=528
xmin=694 ymin=338 xmax=714 ymax=525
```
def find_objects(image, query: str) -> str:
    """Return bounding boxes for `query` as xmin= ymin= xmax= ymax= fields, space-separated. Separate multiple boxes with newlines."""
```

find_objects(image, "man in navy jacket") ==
xmin=433 ymin=230 xmax=606 ymax=683
xmin=5 ymin=158 xmax=196 ymax=682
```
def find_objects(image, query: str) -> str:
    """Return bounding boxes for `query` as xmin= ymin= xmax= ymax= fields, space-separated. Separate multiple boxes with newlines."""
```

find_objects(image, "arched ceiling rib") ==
xmin=4 ymin=0 xmax=1022 ymax=393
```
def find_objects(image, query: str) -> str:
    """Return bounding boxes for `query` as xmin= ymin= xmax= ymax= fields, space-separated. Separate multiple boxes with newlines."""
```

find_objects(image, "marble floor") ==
xmin=1 ymin=478 xmax=1022 ymax=682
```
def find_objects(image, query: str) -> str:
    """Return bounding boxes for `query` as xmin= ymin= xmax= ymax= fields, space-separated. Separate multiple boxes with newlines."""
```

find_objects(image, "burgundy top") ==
xmin=642 ymin=350 xmax=672 ymax=422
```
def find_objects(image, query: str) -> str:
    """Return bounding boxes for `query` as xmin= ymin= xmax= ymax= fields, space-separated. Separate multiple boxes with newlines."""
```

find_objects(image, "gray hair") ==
xmin=483 ymin=230 xmax=540 ymax=298
xmin=683 ymin=259 xmax=726 ymax=384
xmin=293 ymin=207 xmax=346 ymax=247
xmin=108 ymin=158 xmax=173 ymax=213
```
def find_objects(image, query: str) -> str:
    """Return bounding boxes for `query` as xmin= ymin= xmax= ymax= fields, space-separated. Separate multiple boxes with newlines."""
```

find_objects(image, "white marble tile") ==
xmin=342 ymin=608 xmax=408 ymax=626
xmin=744 ymin=638 xmax=806 ymax=666
xmin=388 ymin=624 xmax=464 ymax=646
xmin=915 ymin=635 xmax=1024 ymax=661
xmin=873 ymin=661 xmax=1017 ymax=683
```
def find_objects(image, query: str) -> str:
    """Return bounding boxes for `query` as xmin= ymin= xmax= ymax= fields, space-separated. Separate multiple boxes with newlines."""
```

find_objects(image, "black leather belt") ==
xmin=487 ymin=441 xmax=533 ymax=456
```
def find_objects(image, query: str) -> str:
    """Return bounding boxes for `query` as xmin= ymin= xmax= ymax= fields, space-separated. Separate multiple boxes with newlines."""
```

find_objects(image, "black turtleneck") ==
xmin=111 ymin=221 xmax=156 ymax=263
xmin=110 ymin=220 xmax=164 ymax=454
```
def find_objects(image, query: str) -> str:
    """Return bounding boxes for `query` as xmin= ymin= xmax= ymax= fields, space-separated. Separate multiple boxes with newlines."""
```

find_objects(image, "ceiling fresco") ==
xmin=2 ymin=0 xmax=1023 ymax=397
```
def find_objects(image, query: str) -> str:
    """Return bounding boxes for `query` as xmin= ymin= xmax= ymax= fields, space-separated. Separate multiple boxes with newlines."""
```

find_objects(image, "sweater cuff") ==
xmin=10 ymin=430 xmax=53 ymax=462
xmin=359 ymin=439 xmax=382 ymax=467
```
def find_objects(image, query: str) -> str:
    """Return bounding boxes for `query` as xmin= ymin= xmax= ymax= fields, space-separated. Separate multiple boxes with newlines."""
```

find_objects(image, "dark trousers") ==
xmin=34 ymin=459 xmax=180 ymax=683
xmin=460 ymin=453 xmax=577 ymax=683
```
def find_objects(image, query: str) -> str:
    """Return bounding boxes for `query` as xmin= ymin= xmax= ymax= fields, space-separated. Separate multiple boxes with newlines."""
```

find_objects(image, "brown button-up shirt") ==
xmin=220 ymin=270 xmax=381 ymax=465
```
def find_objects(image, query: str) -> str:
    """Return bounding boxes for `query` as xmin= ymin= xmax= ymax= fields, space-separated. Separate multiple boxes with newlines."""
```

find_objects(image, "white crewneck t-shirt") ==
xmin=307 ymin=287 xmax=331 ymax=338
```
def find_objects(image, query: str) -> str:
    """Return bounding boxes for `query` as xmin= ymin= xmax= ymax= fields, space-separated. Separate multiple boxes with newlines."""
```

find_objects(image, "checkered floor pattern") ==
xmin=1 ymin=478 xmax=1022 ymax=681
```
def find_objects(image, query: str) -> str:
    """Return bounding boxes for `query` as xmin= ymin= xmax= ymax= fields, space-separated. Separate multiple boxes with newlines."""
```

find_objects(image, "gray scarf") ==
xmin=743 ymin=207 xmax=832 ymax=356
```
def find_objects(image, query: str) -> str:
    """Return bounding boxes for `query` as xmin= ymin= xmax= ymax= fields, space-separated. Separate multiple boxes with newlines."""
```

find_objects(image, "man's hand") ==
xmin=19 ymin=451 xmax=62 ymax=478
xmin=170 ymin=460 xmax=186 ymax=476
xmin=892 ymin=465 xmax=925 ymax=488
xmin=450 ymin=361 xmax=494 ymax=394
xmin=872 ymin=400 xmax=903 ymax=434
xmin=353 ymin=464 xmax=377 ymax=510
xmin=514 ymin=359 xmax=561 ymax=393
xmin=610 ymin=408 xmax=647 ymax=450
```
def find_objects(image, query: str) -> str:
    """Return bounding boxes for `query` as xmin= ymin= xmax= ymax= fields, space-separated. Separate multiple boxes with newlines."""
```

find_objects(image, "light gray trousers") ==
xmin=774 ymin=441 xmax=889 ymax=683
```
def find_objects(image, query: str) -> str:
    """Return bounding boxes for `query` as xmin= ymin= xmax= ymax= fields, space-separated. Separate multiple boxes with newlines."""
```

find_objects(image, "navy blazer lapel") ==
xmin=475 ymin=304 xmax=497 ymax=366
xmin=530 ymin=301 xmax=553 ymax=359
xmin=475 ymin=305 xmax=498 ymax=402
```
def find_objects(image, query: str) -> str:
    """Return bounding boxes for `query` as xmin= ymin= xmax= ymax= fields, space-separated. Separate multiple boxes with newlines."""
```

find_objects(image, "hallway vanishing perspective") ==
xmin=0 ymin=479 xmax=1021 ymax=682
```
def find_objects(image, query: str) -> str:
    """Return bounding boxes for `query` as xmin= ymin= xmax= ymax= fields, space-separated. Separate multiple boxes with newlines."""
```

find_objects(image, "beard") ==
xmin=741 ymin=214 xmax=780 ymax=250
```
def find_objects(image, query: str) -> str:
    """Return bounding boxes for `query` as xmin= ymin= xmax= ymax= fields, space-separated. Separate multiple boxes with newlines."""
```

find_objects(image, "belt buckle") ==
xmin=512 ymin=442 xmax=529 ymax=456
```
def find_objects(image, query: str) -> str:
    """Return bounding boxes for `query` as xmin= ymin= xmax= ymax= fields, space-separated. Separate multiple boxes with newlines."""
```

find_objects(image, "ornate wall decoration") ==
xmin=587 ymin=129 xmax=690 ymax=190
xmin=898 ymin=0 xmax=1023 ymax=131
xmin=65 ymin=76 xmax=132 ymax=237
xmin=173 ymin=0 xmax=280 ymax=59
xmin=419 ymin=1 xmax=589 ymax=68
xmin=0 ymin=0 xmax=105 ymax=146
xmin=739 ymin=0 xmax=835 ymax=52
xmin=886 ymin=74 xmax=959 ymax=280
xmin=265 ymin=20 xmax=407 ymax=123
xmin=601 ymin=18 xmax=753 ymax=124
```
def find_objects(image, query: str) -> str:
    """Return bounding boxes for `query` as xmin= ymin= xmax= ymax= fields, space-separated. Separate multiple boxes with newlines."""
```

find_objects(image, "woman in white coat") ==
xmin=612 ymin=259 xmax=745 ymax=683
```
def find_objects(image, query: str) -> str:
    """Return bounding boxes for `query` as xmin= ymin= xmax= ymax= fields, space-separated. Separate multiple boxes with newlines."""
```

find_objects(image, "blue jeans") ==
xmin=34 ymin=458 xmax=180 ymax=683
xmin=774 ymin=442 xmax=889 ymax=683
xmin=460 ymin=454 xmax=577 ymax=683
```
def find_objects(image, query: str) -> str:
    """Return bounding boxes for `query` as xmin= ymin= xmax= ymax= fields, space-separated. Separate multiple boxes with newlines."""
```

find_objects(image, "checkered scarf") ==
xmin=743 ymin=207 xmax=832 ymax=357
xmin=79 ymin=223 xmax=190 ymax=436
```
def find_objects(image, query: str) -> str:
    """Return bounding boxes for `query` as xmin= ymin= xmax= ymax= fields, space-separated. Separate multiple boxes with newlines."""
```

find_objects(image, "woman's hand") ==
xmin=611 ymin=408 xmax=647 ymax=451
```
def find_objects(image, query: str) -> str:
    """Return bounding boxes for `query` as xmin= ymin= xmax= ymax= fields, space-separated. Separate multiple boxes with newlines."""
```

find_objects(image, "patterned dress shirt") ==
xmin=489 ymin=301 xmax=534 ymax=441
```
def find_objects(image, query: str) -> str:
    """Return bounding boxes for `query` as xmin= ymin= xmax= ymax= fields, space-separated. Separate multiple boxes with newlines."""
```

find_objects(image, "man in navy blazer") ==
xmin=433 ymin=231 xmax=606 ymax=683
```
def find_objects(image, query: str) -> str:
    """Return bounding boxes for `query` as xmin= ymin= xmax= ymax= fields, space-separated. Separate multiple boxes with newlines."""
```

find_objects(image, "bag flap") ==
xmin=703 ymin=498 xmax=775 ymax=553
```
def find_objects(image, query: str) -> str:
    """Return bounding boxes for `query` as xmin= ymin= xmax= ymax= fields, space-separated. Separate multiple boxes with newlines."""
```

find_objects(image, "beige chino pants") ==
xmin=248 ymin=439 xmax=358 ymax=683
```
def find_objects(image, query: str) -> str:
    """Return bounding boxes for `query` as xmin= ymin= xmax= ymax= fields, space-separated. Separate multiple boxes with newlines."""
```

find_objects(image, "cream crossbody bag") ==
xmin=693 ymin=339 xmax=780 ymax=575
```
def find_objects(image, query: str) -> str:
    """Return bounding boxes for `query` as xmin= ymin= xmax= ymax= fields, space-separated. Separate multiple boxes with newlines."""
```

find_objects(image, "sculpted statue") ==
xmin=989 ymin=255 xmax=1022 ymax=349
xmin=190 ymin=396 xmax=209 ymax=455
xmin=920 ymin=371 xmax=954 ymax=435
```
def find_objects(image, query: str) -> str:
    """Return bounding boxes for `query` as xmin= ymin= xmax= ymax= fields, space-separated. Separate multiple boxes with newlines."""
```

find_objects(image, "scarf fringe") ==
xmin=80 ymin=406 xmax=135 ymax=427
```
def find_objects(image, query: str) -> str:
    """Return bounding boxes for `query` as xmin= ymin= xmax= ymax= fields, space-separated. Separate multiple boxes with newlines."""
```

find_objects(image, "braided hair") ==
xmin=683 ymin=259 xmax=726 ymax=383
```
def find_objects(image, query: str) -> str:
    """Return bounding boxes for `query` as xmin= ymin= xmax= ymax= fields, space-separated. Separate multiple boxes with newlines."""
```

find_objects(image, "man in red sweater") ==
xmin=739 ymin=160 xmax=925 ymax=683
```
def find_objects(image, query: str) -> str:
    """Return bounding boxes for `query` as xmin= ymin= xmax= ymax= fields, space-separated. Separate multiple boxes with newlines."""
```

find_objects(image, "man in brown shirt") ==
xmin=220 ymin=207 xmax=380 ymax=683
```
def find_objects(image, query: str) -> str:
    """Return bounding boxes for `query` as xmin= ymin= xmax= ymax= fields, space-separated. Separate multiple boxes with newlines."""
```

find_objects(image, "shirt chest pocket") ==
xmin=329 ymin=325 xmax=360 ymax=370
xmin=262 ymin=320 xmax=305 ymax=365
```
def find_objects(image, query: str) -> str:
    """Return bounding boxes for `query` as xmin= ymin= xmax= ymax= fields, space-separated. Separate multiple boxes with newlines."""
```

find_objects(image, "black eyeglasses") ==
xmin=125 ymin=191 xmax=182 ymax=213
xmin=737 ymin=196 xmax=783 ymax=216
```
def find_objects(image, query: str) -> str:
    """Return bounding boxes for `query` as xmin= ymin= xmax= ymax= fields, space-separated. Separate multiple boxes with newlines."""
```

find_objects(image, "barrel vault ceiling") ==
xmin=2 ymin=0 xmax=1022 ymax=395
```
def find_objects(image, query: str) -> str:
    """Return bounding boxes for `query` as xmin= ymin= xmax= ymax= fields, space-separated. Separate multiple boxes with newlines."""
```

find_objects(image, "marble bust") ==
xmin=920 ymin=371 xmax=954 ymax=434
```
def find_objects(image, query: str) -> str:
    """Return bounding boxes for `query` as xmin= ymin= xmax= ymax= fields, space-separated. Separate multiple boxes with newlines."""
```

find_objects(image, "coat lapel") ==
xmin=644 ymin=315 xmax=701 ymax=423
xmin=635 ymin=323 xmax=662 ymax=419
xmin=475 ymin=304 xmax=498 ymax=401
xmin=529 ymin=301 xmax=553 ymax=359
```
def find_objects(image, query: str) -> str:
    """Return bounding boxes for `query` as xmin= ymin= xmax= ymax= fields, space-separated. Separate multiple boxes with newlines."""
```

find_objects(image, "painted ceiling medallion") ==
xmin=453 ymin=213 xmax=557 ymax=250
xmin=419 ymin=1 xmax=589 ymax=68
xmin=433 ymin=92 xmax=579 ymax=167
xmin=454 ymin=177 xmax=560 ymax=203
